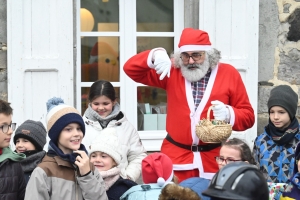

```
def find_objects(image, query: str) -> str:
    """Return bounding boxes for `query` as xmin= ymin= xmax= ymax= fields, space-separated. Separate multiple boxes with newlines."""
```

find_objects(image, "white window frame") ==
xmin=76 ymin=0 xmax=184 ymax=151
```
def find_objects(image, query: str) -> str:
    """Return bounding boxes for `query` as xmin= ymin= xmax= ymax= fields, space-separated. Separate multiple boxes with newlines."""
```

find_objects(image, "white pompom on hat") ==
xmin=142 ymin=152 xmax=174 ymax=187
xmin=178 ymin=28 xmax=212 ymax=52
xmin=89 ymin=127 xmax=122 ymax=165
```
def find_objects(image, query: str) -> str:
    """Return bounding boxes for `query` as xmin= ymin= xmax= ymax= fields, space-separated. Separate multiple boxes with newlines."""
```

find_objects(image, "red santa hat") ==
xmin=178 ymin=28 xmax=212 ymax=52
xmin=142 ymin=152 xmax=174 ymax=187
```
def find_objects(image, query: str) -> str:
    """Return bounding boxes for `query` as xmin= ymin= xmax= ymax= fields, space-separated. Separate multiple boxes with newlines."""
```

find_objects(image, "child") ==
xmin=178 ymin=138 xmax=255 ymax=200
xmin=216 ymin=138 xmax=256 ymax=169
xmin=202 ymin=162 xmax=269 ymax=200
xmin=89 ymin=127 xmax=137 ymax=200
xmin=82 ymin=80 xmax=147 ymax=181
xmin=253 ymin=85 xmax=300 ymax=183
xmin=0 ymin=99 xmax=26 ymax=199
xmin=14 ymin=120 xmax=47 ymax=184
xmin=120 ymin=152 xmax=177 ymax=200
xmin=25 ymin=97 xmax=108 ymax=200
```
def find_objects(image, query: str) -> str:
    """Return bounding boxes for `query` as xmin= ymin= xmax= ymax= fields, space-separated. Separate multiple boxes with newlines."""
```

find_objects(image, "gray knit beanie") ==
xmin=267 ymin=85 xmax=298 ymax=119
xmin=13 ymin=120 xmax=47 ymax=151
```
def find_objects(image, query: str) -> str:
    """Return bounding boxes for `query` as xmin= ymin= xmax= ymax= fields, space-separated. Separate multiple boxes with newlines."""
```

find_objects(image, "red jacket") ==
xmin=124 ymin=50 xmax=254 ymax=179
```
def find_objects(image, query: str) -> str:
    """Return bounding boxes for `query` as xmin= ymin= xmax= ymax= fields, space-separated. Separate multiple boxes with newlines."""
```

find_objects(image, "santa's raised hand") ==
xmin=151 ymin=49 xmax=171 ymax=80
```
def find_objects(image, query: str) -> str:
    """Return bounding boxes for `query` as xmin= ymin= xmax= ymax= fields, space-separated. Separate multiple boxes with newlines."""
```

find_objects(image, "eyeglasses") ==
xmin=180 ymin=52 xmax=204 ymax=62
xmin=0 ymin=123 xmax=16 ymax=134
xmin=215 ymin=156 xmax=241 ymax=164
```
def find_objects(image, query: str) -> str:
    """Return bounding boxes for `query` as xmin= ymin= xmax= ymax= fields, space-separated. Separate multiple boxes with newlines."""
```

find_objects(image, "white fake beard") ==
xmin=180 ymin=57 xmax=210 ymax=82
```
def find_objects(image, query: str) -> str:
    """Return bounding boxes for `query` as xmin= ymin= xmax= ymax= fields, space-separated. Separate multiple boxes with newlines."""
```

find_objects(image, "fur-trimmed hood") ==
xmin=159 ymin=183 xmax=201 ymax=200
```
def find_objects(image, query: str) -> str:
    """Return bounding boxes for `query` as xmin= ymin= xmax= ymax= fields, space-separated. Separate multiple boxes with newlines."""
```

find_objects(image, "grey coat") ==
xmin=25 ymin=154 xmax=108 ymax=200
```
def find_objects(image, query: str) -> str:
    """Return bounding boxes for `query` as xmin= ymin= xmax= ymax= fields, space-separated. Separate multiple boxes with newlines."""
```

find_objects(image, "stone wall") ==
xmin=0 ymin=0 xmax=7 ymax=101
xmin=257 ymin=0 xmax=300 ymax=135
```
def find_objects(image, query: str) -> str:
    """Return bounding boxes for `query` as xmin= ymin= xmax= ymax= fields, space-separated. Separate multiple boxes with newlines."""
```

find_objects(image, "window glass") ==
xmin=137 ymin=86 xmax=167 ymax=131
xmin=136 ymin=35 xmax=173 ymax=131
xmin=136 ymin=0 xmax=174 ymax=32
xmin=81 ymin=0 xmax=119 ymax=32
xmin=137 ymin=37 xmax=174 ymax=55
xmin=81 ymin=37 xmax=120 ymax=82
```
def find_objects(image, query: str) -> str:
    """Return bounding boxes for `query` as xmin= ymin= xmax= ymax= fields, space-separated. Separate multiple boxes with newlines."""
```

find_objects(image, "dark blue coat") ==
xmin=179 ymin=177 xmax=211 ymax=200
xmin=107 ymin=177 xmax=137 ymax=200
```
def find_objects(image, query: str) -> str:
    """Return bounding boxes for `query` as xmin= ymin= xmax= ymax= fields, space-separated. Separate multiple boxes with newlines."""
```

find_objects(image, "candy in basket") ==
xmin=196 ymin=106 xmax=232 ymax=143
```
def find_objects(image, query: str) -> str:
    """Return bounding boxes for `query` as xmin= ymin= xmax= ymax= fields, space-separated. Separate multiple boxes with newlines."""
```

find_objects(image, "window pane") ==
xmin=81 ymin=87 xmax=120 ymax=115
xmin=136 ymin=37 xmax=172 ymax=131
xmin=137 ymin=37 xmax=174 ymax=54
xmin=137 ymin=86 xmax=167 ymax=131
xmin=81 ymin=37 xmax=120 ymax=82
xmin=136 ymin=0 xmax=174 ymax=32
xmin=81 ymin=0 xmax=119 ymax=32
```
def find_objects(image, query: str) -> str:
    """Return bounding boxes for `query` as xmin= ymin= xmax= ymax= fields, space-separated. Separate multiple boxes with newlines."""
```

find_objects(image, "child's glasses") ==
xmin=0 ymin=123 xmax=16 ymax=134
xmin=215 ymin=156 xmax=241 ymax=164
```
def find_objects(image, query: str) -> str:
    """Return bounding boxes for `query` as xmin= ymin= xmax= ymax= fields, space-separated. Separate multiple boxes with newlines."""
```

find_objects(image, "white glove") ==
xmin=153 ymin=50 xmax=171 ymax=80
xmin=211 ymin=100 xmax=230 ymax=121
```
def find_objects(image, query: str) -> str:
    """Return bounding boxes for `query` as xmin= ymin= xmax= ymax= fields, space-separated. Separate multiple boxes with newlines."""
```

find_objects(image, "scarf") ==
xmin=84 ymin=103 xmax=121 ymax=128
xmin=19 ymin=151 xmax=46 ymax=172
xmin=0 ymin=148 xmax=2 ymax=155
xmin=48 ymin=140 xmax=88 ymax=163
xmin=100 ymin=167 xmax=121 ymax=191
xmin=266 ymin=117 xmax=299 ymax=145
xmin=0 ymin=147 xmax=26 ymax=162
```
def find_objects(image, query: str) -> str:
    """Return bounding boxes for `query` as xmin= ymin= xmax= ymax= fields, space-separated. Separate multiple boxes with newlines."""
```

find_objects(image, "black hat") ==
xmin=13 ymin=120 xmax=47 ymax=151
xmin=267 ymin=85 xmax=298 ymax=119
xmin=202 ymin=162 xmax=269 ymax=200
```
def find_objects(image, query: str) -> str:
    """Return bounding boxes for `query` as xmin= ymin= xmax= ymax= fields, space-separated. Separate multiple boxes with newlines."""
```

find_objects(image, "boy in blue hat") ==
xmin=25 ymin=97 xmax=108 ymax=200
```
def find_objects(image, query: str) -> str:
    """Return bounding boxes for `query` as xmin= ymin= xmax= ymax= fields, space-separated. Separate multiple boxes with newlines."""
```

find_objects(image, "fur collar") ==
xmin=159 ymin=183 xmax=201 ymax=200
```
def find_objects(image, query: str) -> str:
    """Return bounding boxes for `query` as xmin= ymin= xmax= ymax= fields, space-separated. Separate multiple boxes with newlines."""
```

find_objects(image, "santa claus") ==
xmin=123 ymin=28 xmax=254 ymax=182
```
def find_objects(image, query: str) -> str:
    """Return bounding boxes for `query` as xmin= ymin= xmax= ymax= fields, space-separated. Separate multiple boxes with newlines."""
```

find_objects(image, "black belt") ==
xmin=166 ymin=134 xmax=221 ymax=152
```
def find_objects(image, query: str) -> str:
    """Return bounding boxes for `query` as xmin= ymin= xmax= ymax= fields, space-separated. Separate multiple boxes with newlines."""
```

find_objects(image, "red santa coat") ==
xmin=124 ymin=49 xmax=254 ymax=179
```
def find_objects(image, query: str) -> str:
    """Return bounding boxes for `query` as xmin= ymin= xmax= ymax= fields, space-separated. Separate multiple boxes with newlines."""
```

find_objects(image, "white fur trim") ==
xmin=89 ymin=55 xmax=98 ymax=64
xmin=228 ymin=105 xmax=235 ymax=125
xmin=156 ymin=170 xmax=174 ymax=187
xmin=165 ymin=170 xmax=174 ymax=184
xmin=180 ymin=45 xmax=212 ymax=52
xmin=172 ymin=163 xmax=195 ymax=170
xmin=172 ymin=164 xmax=215 ymax=179
xmin=157 ymin=177 xmax=165 ymax=187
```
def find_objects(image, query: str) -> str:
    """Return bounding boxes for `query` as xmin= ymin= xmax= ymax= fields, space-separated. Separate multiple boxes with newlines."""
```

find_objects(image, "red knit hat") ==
xmin=178 ymin=28 xmax=212 ymax=52
xmin=142 ymin=152 xmax=174 ymax=186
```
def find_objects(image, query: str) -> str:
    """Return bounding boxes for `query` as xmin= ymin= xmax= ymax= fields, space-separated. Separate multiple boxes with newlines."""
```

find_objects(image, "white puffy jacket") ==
xmin=82 ymin=111 xmax=147 ymax=181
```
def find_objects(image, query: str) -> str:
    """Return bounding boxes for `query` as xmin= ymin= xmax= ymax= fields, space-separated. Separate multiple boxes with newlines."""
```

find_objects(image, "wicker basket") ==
xmin=196 ymin=106 xmax=232 ymax=143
